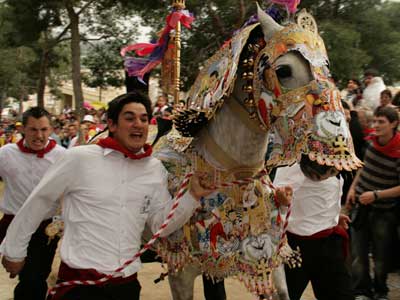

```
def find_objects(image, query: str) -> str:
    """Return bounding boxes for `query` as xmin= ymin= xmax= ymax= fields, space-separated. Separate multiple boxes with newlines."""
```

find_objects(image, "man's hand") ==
xmin=275 ymin=186 xmax=293 ymax=206
xmin=359 ymin=191 xmax=375 ymax=205
xmin=1 ymin=256 xmax=25 ymax=278
xmin=189 ymin=172 xmax=215 ymax=200
xmin=345 ymin=187 xmax=356 ymax=210
xmin=338 ymin=214 xmax=351 ymax=230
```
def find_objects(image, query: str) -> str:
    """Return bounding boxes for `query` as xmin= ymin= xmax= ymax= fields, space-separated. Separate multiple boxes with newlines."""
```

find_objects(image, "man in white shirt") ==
xmin=0 ymin=107 xmax=65 ymax=300
xmin=273 ymin=156 xmax=353 ymax=300
xmin=1 ymin=91 xmax=211 ymax=300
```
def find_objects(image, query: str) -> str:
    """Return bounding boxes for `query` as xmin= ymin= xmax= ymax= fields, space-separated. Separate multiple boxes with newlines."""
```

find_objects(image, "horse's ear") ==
xmin=257 ymin=3 xmax=283 ymax=41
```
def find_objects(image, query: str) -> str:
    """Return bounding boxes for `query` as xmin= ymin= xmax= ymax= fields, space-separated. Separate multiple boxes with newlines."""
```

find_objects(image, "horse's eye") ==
xmin=276 ymin=65 xmax=292 ymax=78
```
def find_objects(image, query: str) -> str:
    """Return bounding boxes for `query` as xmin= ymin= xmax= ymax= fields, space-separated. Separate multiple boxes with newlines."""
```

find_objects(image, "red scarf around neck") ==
xmin=370 ymin=131 xmax=400 ymax=158
xmin=97 ymin=137 xmax=152 ymax=160
xmin=17 ymin=138 xmax=56 ymax=158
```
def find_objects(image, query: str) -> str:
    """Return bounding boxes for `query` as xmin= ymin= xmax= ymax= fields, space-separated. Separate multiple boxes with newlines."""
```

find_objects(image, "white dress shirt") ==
xmin=273 ymin=164 xmax=343 ymax=236
xmin=0 ymin=142 xmax=65 ymax=217
xmin=1 ymin=145 xmax=199 ymax=277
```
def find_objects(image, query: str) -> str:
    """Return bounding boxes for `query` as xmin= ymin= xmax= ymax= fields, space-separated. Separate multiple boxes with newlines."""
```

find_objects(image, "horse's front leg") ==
xmin=168 ymin=263 xmax=201 ymax=300
xmin=271 ymin=264 xmax=290 ymax=300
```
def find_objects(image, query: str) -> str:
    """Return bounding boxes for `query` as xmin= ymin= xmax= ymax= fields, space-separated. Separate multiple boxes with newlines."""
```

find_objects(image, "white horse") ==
xmin=149 ymin=5 xmax=361 ymax=300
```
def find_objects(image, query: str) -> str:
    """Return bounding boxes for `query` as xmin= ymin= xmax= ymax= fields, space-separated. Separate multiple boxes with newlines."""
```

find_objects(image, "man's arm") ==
xmin=345 ymin=168 xmax=362 ymax=209
xmin=359 ymin=185 xmax=400 ymax=206
xmin=147 ymin=170 xmax=213 ymax=237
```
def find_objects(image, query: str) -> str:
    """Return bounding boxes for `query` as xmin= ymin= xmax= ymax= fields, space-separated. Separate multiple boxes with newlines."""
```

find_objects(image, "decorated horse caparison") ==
xmin=146 ymin=5 xmax=362 ymax=300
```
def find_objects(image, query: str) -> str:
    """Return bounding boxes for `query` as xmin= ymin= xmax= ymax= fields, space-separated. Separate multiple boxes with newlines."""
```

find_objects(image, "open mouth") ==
xmin=130 ymin=133 xmax=143 ymax=139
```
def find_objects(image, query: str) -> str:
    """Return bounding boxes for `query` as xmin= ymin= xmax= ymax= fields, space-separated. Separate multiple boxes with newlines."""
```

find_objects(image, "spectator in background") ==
xmin=60 ymin=125 xmax=71 ymax=148
xmin=341 ymin=79 xmax=363 ymax=107
xmin=82 ymin=114 xmax=98 ymax=139
xmin=346 ymin=106 xmax=400 ymax=300
xmin=174 ymin=100 xmax=186 ymax=113
xmin=152 ymin=95 xmax=169 ymax=117
xmin=14 ymin=122 xmax=23 ymax=142
xmin=359 ymin=69 xmax=386 ymax=111
xmin=392 ymin=91 xmax=400 ymax=111
xmin=356 ymin=107 xmax=375 ymax=142
xmin=51 ymin=123 xmax=62 ymax=145
xmin=377 ymin=89 xmax=395 ymax=110
xmin=69 ymin=123 xmax=90 ymax=148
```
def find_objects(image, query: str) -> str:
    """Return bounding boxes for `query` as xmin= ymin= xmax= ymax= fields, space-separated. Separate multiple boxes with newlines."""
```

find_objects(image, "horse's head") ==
xmin=250 ymin=7 xmax=362 ymax=171
xmin=174 ymin=6 xmax=361 ymax=171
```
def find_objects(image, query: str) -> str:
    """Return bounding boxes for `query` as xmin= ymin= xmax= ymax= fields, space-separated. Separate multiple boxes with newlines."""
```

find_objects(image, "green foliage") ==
xmin=318 ymin=21 xmax=371 ymax=84
xmin=299 ymin=0 xmax=400 ymax=85
xmin=0 ymin=4 xmax=38 ymax=100
xmin=82 ymin=42 xmax=124 ymax=89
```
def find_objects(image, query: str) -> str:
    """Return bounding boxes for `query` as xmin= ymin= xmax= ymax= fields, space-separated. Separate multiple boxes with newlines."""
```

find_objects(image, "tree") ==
xmin=0 ymin=3 xmax=37 ymax=115
xmin=299 ymin=0 xmax=400 ymax=85
xmin=4 ymin=0 xmax=139 ymax=120
xmin=82 ymin=42 xmax=125 ymax=101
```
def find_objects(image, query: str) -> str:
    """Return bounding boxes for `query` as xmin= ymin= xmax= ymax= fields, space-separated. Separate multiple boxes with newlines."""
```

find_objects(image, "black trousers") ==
xmin=60 ymin=279 xmax=141 ymax=300
xmin=14 ymin=221 xmax=59 ymax=300
xmin=202 ymin=274 xmax=226 ymax=300
xmin=285 ymin=232 xmax=354 ymax=300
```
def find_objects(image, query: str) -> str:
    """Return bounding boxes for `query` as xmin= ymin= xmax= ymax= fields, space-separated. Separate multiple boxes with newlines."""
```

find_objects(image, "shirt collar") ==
xmin=102 ymin=147 xmax=145 ymax=157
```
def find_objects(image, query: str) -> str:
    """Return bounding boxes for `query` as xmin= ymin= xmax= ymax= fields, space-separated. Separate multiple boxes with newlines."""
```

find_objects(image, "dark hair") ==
xmin=393 ymin=91 xmax=400 ymax=107
xmin=299 ymin=155 xmax=337 ymax=180
xmin=364 ymin=69 xmax=379 ymax=78
xmin=22 ymin=107 xmax=51 ymax=126
xmin=162 ymin=106 xmax=173 ymax=115
xmin=380 ymin=89 xmax=392 ymax=99
xmin=349 ymin=78 xmax=361 ymax=87
xmin=106 ymin=91 xmax=152 ymax=125
xmin=341 ymin=100 xmax=350 ymax=110
xmin=374 ymin=106 xmax=399 ymax=123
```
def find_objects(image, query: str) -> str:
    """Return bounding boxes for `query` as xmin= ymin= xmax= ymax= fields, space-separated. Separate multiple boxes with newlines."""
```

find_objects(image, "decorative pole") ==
xmin=172 ymin=0 xmax=185 ymax=104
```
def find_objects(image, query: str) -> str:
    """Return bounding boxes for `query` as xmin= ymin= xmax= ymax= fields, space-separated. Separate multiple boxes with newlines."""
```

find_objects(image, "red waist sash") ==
xmin=49 ymin=261 xmax=138 ymax=300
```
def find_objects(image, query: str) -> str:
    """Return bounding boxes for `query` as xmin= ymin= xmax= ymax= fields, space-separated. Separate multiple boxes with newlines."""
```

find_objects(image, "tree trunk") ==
xmin=65 ymin=1 xmax=84 ymax=123
xmin=37 ymin=49 xmax=49 ymax=108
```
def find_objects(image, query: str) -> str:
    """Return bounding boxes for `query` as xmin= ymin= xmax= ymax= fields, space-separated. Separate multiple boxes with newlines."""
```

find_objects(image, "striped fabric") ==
xmin=355 ymin=143 xmax=400 ymax=209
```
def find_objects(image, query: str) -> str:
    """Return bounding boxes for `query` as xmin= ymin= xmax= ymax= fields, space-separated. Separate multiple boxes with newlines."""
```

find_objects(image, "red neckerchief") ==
xmin=17 ymin=138 xmax=57 ymax=158
xmin=370 ymin=132 xmax=400 ymax=158
xmin=97 ymin=137 xmax=152 ymax=159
